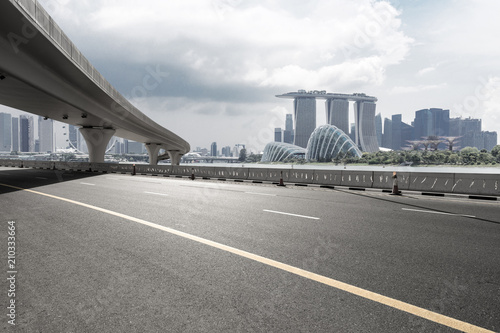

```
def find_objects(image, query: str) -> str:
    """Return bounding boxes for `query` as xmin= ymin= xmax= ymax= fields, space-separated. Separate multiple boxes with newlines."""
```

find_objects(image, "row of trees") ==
xmin=349 ymin=145 xmax=500 ymax=166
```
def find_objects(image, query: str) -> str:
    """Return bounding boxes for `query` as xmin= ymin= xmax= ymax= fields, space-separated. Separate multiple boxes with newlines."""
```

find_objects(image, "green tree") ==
xmin=238 ymin=148 xmax=247 ymax=162
xmin=448 ymin=153 xmax=460 ymax=164
xmin=460 ymin=147 xmax=479 ymax=165
xmin=491 ymin=145 xmax=500 ymax=161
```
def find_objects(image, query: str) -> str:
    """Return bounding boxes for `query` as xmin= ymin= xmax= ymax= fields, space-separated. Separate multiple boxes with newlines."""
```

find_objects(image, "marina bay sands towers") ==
xmin=276 ymin=90 xmax=379 ymax=152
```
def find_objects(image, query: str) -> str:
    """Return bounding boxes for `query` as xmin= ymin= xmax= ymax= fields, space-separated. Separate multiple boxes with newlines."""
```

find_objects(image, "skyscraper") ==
xmin=38 ymin=116 xmax=54 ymax=153
xmin=382 ymin=118 xmax=392 ymax=149
xmin=391 ymin=114 xmax=402 ymax=150
xmin=211 ymin=142 xmax=217 ymax=157
xmin=484 ymin=132 xmax=498 ymax=151
xmin=430 ymin=108 xmax=449 ymax=137
xmin=11 ymin=117 xmax=19 ymax=152
xmin=354 ymin=101 xmax=379 ymax=152
xmin=276 ymin=91 xmax=378 ymax=152
xmin=20 ymin=115 xmax=34 ymax=152
xmin=283 ymin=114 xmax=294 ymax=144
xmin=0 ymin=112 xmax=12 ymax=152
xmin=414 ymin=108 xmax=449 ymax=138
xmin=293 ymin=97 xmax=316 ymax=148
xmin=325 ymin=98 xmax=349 ymax=134
xmin=68 ymin=125 xmax=78 ymax=150
xmin=274 ymin=128 xmax=282 ymax=142
xmin=375 ymin=113 xmax=382 ymax=147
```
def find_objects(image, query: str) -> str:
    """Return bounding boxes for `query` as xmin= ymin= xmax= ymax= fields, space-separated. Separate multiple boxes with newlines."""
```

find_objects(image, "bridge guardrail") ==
xmin=313 ymin=170 xmax=342 ymax=186
xmin=373 ymin=171 xmax=411 ymax=190
xmin=447 ymin=173 xmax=500 ymax=196
xmin=0 ymin=159 xmax=23 ymax=167
xmin=340 ymin=171 xmax=373 ymax=188
xmin=407 ymin=172 xmax=455 ymax=193
xmin=1 ymin=160 xmax=499 ymax=196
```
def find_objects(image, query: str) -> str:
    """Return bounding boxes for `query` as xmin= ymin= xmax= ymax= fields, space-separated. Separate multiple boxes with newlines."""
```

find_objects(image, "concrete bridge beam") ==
xmin=79 ymin=128 xmax=116 ymax=163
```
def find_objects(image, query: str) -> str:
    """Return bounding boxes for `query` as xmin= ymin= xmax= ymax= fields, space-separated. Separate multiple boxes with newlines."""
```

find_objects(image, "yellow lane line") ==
xmin=0 ymin=182 xmax=494 ymax=333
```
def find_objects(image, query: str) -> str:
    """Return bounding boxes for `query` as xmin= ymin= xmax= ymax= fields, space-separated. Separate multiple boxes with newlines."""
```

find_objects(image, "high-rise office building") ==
xmin=414 ymin=108 xmax=449 ymax=138
xmin=12 ymin=117 xmax=19 ymax=152
xmin=431 ymin=108 xmax=449 ymax=137
xmin=325 ymin=98 xmax=349 ymax=135
xmin=20 ymin=115 xmax=34 ymax=152
xmin=285 ymin=114 xmax=293 ymax=132
xmin=274 ymin=128 xmax=282 ymax=142
xmin=0 ymin=112 xmax=12 ymax=152
xmin=484 ymin=132 xmax=498 ymax=151
xmin=382 ymin=118 xmax=392 ymax=149
xmin=354 ymin=101 xmax=379 ymax=152
xmin=293 ymin=97 xmax=316 ymax=148
xmin=68 ymin=125 xmax=78 ymax=150
xmin=211 ymin=142 xmax=217 ymax=157
xmin=375 ymin=113 xmax=382 ymax=147
xmin=391 ymin=114 xmax=402 ymax=150
xmin=401 ymin=122 xmax=414 ymax=149
xmin=283 ymin=114 xmax=294 ymax=144
xmin=221 ymin=146 xmax=232 ymax=157
xmin=414 ymin=109 xmax=432 ymax=139
xmin=450 ymin=117 xmax=482 ymax=149
xmin=125 ymin=140 xmax=144 ymax=154
xmin=38 ymin=116 xmax=54 ymax=153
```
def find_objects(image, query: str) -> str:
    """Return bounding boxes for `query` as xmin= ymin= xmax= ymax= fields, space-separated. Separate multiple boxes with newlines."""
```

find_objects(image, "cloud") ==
xmin=465 ymin=77 xmax=500 ymax=132
xmin=416 ymin=66 xmax=436 ymax=77
xmin=40 ymin=0 xmax=412 ymax=96
xmin=390 ymin=83 xmax=447 ymax=94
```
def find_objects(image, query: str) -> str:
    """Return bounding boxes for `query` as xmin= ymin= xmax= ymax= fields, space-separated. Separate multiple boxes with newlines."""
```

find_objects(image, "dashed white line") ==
xmin=402 ymin=208 xmax=476 ymax=218
xmin=80 ymin=182 xmax=95 ymax=186
xmin=263 ymin=209 xmax=320 ymax=220
xmin=144 ymin=191 xmax=169 ymax=197
xmin=0 ymin=182 xmax=493 ymax=333
xmin=245 ymin=192 xmax=277 ymax=197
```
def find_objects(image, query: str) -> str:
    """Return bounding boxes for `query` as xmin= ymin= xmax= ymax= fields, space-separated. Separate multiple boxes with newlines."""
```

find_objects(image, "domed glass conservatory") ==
xmin=261 ymin=142 xmax=307 ymax=162
xmin=306 ymin=125 xmax=362 ymax=161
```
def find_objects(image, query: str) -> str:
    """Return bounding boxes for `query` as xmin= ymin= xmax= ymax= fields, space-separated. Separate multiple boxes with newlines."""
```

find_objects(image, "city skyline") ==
xmin=1 ymin=0 xmax=499 ymax=152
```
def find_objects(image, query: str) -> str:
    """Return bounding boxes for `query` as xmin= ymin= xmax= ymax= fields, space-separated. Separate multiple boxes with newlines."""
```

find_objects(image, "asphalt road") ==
xmin=1 ymin=167 xmax=499 ymax=332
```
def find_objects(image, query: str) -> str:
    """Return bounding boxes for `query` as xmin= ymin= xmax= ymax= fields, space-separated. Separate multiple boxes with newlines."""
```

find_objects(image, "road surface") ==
xmin=1 ymin=167 xmax=499 ymax=332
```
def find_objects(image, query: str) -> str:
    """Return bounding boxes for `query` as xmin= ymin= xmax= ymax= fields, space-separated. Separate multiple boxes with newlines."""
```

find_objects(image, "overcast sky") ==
xmin=4 ymin=0 xmax=500 ymax=152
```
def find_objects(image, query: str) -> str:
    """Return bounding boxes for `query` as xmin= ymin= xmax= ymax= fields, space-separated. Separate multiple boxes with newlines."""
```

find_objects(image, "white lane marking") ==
xmin=263 ymin=209 xmax=319 ymax=220
xmin=80 ymin=182 xmax=95 ymax=186
xmin=36 ymin=177 xmax=48 ymax=180
xmin=144 ymin=191 xmax=169 ymax=197
xmin=245 ymin=192 xmax=277 ymax=197
xmin=0 ymin=182 xmax=493 ymax=333
xmin=402 ymin=208 xmax=476 ymax=218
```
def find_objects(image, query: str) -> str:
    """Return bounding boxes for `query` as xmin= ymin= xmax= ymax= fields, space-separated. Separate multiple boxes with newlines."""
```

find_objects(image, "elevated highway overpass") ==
xmin=0 ymin=0 xmax=190 ymax=164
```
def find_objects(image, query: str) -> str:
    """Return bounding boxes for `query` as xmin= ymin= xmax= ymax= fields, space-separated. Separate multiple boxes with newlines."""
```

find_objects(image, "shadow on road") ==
xmin=0 ymin=167 xmax=104 ymax=195
xmin=335 ymin=187 xmax=500 ymax=225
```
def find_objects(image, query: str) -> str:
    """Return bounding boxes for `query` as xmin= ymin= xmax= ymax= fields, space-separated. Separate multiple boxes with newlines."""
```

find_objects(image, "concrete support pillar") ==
xmin=145 ymin=143 xmax=162 ymax=165
xmin=167 ymin=150 xmax=183 ymax=165
xmin=79 ymin=128 xmax=116 ymax=163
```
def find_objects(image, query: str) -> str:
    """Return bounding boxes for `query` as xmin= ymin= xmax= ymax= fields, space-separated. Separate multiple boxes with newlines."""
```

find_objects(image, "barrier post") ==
xmin=277 ymin=170 xmax=286 ymax=187
xmin=190 ymin=168 xmax=195 ymax=180
xmin=391 ymin=172 xmax=402 ymax=195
